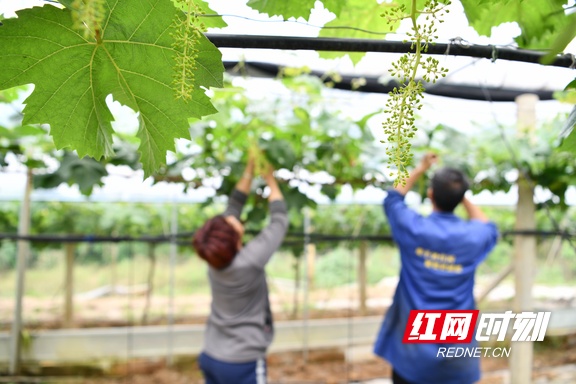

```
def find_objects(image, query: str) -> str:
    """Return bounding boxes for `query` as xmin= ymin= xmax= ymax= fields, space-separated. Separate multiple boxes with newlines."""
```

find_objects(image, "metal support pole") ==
xmin=63 ymin=243 xmax=76 ymax=328
xmin=167 ymin=201 xmax=178 ymax=366
xmin=9 ymin=168 xmax=33 ymax=374
xmin=142 ymin=243 xmax=157 ymax=325
xmin=302 ymin=208 xmax=311 ymax=363
xmin=358 ymin=241 xmax=368 ymax=315
xmin=510 ymin=94 xmax=538 ymax=384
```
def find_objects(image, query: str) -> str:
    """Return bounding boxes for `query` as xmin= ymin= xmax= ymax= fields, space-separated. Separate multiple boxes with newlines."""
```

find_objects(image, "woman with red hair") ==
xmin=192 ymin=156 xmax=288 ymax=384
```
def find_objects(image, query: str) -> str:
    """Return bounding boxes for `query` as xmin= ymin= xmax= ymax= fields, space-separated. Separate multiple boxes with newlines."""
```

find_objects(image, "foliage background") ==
xmin=0 ymin=0 xmax=575 ymax=328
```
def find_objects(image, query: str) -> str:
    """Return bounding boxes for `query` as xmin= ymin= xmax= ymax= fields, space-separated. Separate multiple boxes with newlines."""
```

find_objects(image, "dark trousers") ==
xmin=393 ymin=369 xmax=413 ymax=384
xmin=199 ymin=352 xmax=267 ymax=384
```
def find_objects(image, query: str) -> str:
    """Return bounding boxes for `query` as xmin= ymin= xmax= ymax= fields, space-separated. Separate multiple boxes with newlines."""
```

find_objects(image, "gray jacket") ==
xmin=203 ymin=189 xmax=289 ymax=362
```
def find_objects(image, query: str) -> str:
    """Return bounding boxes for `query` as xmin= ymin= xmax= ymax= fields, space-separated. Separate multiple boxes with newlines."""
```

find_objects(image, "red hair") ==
xmin=192 ymin=216 xmax=240 ymax=269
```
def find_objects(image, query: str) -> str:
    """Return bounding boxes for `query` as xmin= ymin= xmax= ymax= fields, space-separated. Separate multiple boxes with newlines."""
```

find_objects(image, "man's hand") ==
xmin=395 ymin=152 xmax=438 ymax=196
xmin=416 ymin=152 xmax=438 ymax=173
xmin=462 ymin=196 xmax=489 ymax=223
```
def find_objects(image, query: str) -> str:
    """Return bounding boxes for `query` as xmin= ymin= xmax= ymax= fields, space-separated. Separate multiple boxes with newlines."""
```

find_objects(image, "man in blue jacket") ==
xmin=374 ymin=153 xmax=499 ymax=384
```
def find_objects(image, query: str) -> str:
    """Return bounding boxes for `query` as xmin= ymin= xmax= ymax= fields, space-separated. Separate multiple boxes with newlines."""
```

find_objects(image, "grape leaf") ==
xmin=247 ymin=0 xmax=317 ymax=20
xmin=566 ymin=79 xmax=576 ymax=91
xmin=0 ymin=125 xmax=46 ymax=139
xmin=318 ymin=0 xmax=394 ymax=64
xmin=56 ymin=0 xmax=74 ymax=9
xmin=34 ymin=152 xmax=108 ymax=196
xmin=321 ymin=0 xmax=347 ymax=16
xmin=321 ymin=184 xmax=340 ymax=200
xmin=0 ymin=0 xmax=223 ymax=176
xmin=460 ymin=0 xmax=570 ymax=50
xmin=559 ymin=129 xmax=576 ymax=152
xmin=541 ymin=13 xmax=576 ymax=64
xmin=171 ymin=0 xmax=228 ymax=29
xmin=246 ymin=0 xmax=346 ymax=22
xmin=559 ymin=105 xmax=576 ymax=153
xmin=261 ymin=139 xmax=297 ymax=169
xmin=0 ymin=86 xmax=27 ymax=103
xmin=59 ymin=0 xmax=227 ymax=29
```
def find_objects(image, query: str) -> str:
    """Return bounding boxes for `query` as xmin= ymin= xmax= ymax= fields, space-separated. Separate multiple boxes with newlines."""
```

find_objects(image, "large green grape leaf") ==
xmin=0 ymin=0 xmax=223 ymax=176
xmin=460 ymin=0 xmax=571 ymax=50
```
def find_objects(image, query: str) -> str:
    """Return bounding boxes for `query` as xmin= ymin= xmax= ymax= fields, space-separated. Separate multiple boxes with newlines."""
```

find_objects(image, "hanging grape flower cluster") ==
xmin=381 ymin=0 xmax=450 ymax=186
xmin=71 ymin=0 xmax=106 ymax=42
xmin=249 ymin=139 xmax=270 ymax=176
xmin=172 ymin=0 xmax=206 ymax=101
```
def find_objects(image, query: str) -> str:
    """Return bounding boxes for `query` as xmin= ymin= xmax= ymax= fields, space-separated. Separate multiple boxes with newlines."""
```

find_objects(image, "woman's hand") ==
xmin=235 ymin=153 xmax=255 ymax=194
xmin=262 ymin=164 xmax=283 ymax=202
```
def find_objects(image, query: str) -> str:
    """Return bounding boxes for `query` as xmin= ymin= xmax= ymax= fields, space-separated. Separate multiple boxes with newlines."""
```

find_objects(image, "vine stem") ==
xmin=393 ymin=0 xmax=422 ymax=183
xmin=410 ymin=0 xmax=422 ymax=81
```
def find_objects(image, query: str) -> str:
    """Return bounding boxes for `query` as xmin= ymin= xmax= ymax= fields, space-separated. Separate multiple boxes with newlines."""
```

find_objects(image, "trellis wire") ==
xmin=0 ymin=229 xmax=573 ymax=245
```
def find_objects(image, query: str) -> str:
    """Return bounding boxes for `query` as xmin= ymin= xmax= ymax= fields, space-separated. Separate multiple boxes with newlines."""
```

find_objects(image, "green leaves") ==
xmin=321 ymin=0 xmax=347 ymax=16
xmin=318 ymin=0 xmax=391 ymax=64
xmin=34 ymin=152 xmax=108 ymax=196
xmin=541 ymin=12 xmax=576 ymax=64
xmin=33 ymin=140 xmax=142 ymax=196
xmin=461 ymin=0 xmax=572 ymax=51
xmin=247 ymin=0 xmax=318 ymax=20
xmin=154 ymin=73 xmax=386 ymax=232
xmin=559 ymin=130 xmax=576 ymax=152
xmin=559 ymin=105 xmax=576 ymax=152
xmin=0 ymin=124 xmax=53 ymax=168
xmin=261 ymin=139 xmax=297 ymax=169
xmin=171 ymin=0 xmax=228 ymax=29
xmin=246 ymin=0 xmax=395 ymax=64
xmin=0 ymin=86 xmax=26 ymax=103
xmin=0 ymin=0 xmax=223 ymax=177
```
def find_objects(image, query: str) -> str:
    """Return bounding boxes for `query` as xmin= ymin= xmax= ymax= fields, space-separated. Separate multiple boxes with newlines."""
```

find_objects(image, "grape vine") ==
xmin=381 ymin=0 xmax=449 ymax=185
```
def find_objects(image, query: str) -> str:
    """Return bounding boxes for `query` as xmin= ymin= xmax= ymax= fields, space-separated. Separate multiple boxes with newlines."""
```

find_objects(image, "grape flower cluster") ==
xmin=171 ymin=0 xmax=206 ymax=101
xmin=381 ymin=0 xmax=450 ymax=186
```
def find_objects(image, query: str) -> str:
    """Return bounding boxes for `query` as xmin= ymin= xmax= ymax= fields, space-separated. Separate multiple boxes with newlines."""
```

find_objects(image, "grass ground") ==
xmin=0 ymin=242 xmax=574 ymax=382
xmin=0 ymin=241 xmax=573 ymax=328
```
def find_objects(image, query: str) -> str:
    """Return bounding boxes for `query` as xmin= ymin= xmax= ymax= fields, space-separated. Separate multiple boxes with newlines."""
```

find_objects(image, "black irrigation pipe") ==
xmin=223 ymin=61 xmax=558 ymax=101
xmin=500 ymin=229 xmax=576 ymax=238
xmin=206 ymin=34 xmax=576 ymax=69
xmin=0 ymin=234 xmax=173 ymax=244
xmin=0 ymin=229 xmax=573 ymax=244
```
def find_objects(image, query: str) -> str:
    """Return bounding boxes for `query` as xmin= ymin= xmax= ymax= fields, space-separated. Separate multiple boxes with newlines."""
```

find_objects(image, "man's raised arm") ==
xmin=395 ymin=153 xmax=438 ymax=196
